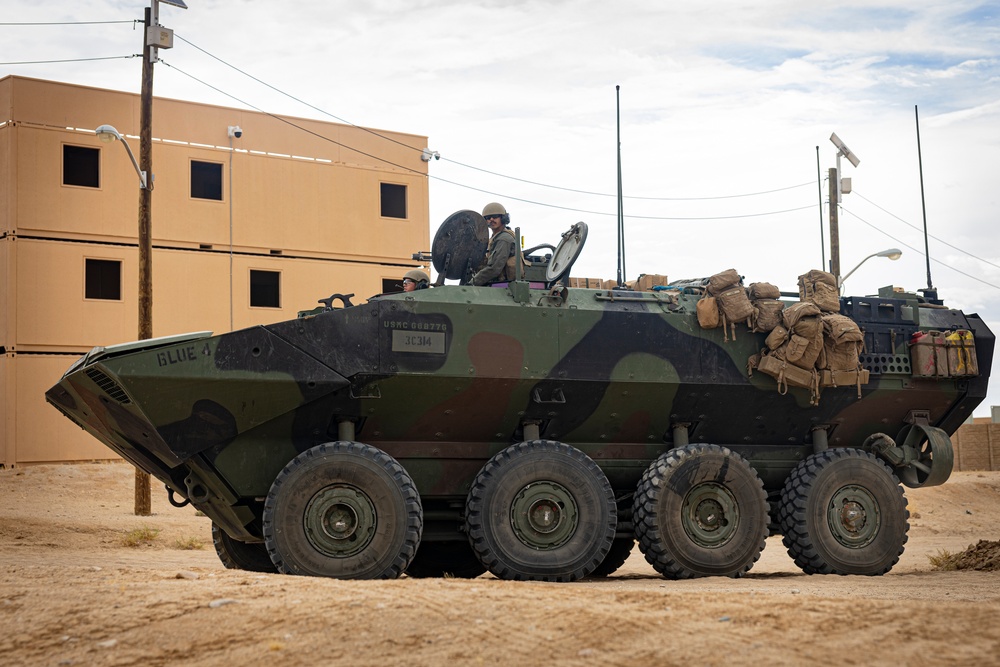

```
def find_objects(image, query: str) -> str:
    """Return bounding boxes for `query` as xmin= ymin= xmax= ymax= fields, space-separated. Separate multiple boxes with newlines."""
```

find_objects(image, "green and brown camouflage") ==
xmin=45 ymin=218 xmax=994 ymax=582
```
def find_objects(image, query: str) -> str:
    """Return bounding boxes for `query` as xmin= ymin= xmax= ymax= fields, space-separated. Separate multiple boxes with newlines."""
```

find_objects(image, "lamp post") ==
xmin=96 ymin=125 xmax=147 ymax=188
xmin=838 ymin=248 xmax=902 ymax=289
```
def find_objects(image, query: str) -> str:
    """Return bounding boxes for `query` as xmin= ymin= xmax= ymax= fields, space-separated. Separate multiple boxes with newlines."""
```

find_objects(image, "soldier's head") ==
xmin=402 ymin=269 xmax=430 ymax=292
xmin=482 ymin=202 xmax=509 ymax=232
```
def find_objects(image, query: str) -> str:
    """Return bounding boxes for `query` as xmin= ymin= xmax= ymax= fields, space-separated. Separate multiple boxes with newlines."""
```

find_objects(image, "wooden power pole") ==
xmin=134 ymin=5 xmax=155 ymax=516
xmin=828 ymin=167 xmax=840 ymax=278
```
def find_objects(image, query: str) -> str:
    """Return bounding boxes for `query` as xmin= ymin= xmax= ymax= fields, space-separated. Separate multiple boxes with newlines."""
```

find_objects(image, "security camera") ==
xmin=228 ymin=125 xmax=243 ymax=139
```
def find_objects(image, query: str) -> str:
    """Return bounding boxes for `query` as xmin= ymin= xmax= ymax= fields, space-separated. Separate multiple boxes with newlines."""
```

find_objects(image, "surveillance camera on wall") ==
xmin=228 ymin=126 xmax=243 ymax=139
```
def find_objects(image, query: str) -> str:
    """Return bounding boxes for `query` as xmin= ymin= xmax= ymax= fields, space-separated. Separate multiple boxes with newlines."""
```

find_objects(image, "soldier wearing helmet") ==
xmin=471 ymin=202 xmax=517 ymax=286
xmin=402 ymin=268 xmax=430 ymax=292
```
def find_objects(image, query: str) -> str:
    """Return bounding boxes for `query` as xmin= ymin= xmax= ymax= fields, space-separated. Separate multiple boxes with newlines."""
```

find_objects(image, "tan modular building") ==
xmin=1 ymin=76 xmax=430 ymax=466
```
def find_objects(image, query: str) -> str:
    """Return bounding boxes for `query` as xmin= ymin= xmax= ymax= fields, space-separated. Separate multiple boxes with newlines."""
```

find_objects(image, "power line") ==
xmin=0 ymin=54 xmax=139 ymax=66
xmin=854 ymin=190 xmax=1000 ymax=272
xmin=173 ymin=34 xmax=813 ymax=204
xmin=0 ymin=20 xmax=139 ymax=26
xmin=841 ymin=207 xmax=1000 ymax=291
xmin=161 ymin=59 xmax=817 ymax=222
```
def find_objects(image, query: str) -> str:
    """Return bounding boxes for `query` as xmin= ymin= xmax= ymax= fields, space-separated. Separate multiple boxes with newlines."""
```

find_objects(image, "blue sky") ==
xmin=4 ymin=0 xmax=1000 ymax=413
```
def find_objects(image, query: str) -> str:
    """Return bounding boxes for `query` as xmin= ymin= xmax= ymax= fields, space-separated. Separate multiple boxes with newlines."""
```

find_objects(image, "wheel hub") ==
xmin=827 ymin=485 xmax=880 ymax=548
xmin=510 ymin=481 xmax=579 ymax=550
xmin=304 ymin=484 xmax=377 ymax=558
xmin=682 ymin=482 xmax=739 ymax=548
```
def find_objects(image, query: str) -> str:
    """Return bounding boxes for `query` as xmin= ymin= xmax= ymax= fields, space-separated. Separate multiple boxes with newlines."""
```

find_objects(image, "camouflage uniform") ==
xmin=472 ymin=227 xmax=516 ymax=285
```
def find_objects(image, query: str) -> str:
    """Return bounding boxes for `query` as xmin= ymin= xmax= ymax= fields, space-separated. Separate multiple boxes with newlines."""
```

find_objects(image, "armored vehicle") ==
xmin=46 ymin=212 xmax=993 ymax=582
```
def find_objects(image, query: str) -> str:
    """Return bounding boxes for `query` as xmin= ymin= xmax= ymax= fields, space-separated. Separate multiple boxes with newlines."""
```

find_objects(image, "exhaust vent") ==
xmin=84 ymin=368 xmax=132 ymax=404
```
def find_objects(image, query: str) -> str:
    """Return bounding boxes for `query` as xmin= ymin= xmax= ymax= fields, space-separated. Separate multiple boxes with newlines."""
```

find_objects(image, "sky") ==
xmin=3 ymin=0 xmax=1000 ymax=414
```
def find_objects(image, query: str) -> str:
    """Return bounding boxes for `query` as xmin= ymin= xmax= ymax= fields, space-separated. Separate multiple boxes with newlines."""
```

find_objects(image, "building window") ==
xmin=250 ymin=270 xmax=280 ymax=308
xmin=85 ymin=259 xmax=121 ymax=300
xmin=191 ymin=160 xmax=223 ymax=200
xmin=64 ymin=145 xmax=100 ymax=188
xmin=382 ymin=278 xmax=402 ymax=294
xmin=380 ymin=183 xmax=407 ymax=219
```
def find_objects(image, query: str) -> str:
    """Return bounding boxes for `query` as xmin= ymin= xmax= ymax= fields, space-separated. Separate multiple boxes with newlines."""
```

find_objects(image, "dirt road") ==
xmin=1 ymin=463 xmax=998 ymax=666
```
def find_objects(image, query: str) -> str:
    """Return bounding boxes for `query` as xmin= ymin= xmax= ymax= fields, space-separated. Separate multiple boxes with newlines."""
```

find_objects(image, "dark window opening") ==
xmin=250 ymin=270 xmax=280 ymax=308
xmin=85 ymin=259 xmax=122 ymax=300
xmin=191 ymin=161 xmax=223 ymax=200
xmin=380 ymin=183 xmax=407 ymax=219
xmin=64 ymin=145 xmax=100 ymax=188
xmin=382 ymin=278 xmax=403 ymax=294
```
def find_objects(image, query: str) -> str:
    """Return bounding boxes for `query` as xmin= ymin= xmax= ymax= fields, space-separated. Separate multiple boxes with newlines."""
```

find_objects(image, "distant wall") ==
xmin=952 ymin=423 xmax=1000 ymax=471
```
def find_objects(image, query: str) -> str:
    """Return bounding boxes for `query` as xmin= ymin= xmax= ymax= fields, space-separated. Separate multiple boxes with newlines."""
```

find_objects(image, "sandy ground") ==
xmin=1 ymin=463 xmax=999 ymax=667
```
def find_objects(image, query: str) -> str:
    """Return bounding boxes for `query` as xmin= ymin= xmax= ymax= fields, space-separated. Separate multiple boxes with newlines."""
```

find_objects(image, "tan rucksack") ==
xmin=798 ymin=269 xmax=840 ymax=312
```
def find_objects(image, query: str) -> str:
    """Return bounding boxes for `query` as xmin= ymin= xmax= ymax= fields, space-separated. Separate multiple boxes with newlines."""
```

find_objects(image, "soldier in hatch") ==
xmin=471 ymin=202 xmax=517 ymax=286
xmin=402 ymin=269 xmax=430 ymax=292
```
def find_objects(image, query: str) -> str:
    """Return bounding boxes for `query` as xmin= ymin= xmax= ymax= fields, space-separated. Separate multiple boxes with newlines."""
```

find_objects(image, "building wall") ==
xmin=952 ymin=421 xmax=1000 ymax=472
xmin=1 ymin=75 xmax=430 ymax=466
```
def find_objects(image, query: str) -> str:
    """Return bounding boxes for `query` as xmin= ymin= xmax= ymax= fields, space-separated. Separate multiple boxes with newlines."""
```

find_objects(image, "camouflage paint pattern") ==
xmin=46 ymin=283 xmax=994 ymax=543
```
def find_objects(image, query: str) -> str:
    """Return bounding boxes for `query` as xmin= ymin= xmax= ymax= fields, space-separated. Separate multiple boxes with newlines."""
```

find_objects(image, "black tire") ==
xmin=262 ymin=441 xmax=422 ymax=579
xmin=588 ymin=538 xmax=634 ymax=577
xmin=465 ymin=440 xmax=616 ymax=582
xmin=212 ymin=522 xmax=278 ymax=573
xmin=778 ymin=448 xmax=909 ymax=575
xmin=405 ymin=541 xmax=487 ymax=579
xmin=634 ymin=444 xmax=769 ymax=579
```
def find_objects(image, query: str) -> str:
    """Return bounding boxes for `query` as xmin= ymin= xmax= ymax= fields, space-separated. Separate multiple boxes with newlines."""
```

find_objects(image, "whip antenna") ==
xmin=616 ymin=85 xmax=627 ymax=286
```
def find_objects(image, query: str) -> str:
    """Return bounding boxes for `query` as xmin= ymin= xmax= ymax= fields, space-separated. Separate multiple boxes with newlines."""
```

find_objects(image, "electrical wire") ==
xmin=161 ymin=59 xmax=818 ymax=222
xmin=841 ymin=207 xmax=1000 ymax=291
xmin=854 ymin=190 xmax=1000 ymax=272
xmin=174 ymin=34 xmax=813 ymax=204
xmin=0 ymin=20 xmax=139 ymax=26
xmin=0 ymin=55 xmax=139 ymax=66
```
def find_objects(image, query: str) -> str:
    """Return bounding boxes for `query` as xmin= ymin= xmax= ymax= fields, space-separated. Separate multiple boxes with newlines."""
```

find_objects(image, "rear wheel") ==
xmin=779 ymin=448 xmax=908 ymax=575
xmin=465 ymin=440 xmax=616 ymax=582
xmin=263 ymin=441 xmax=422 ymax=579
xmin=212 ymin=523 xmax=277 ymax=573
xmin=589 ymin=538 xmax=634 ymax=577
xmin=634 ymin=444 xmax=768 ymax=579
xmin=405 ymin=541 xmax=487 ymax=579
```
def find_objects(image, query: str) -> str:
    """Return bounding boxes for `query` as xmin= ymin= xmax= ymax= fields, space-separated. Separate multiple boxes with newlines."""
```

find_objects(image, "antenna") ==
xmin=616 ymin=85 xmax=627 ymax=287
xmin=914 ymin=105 xmax=935 ymax=296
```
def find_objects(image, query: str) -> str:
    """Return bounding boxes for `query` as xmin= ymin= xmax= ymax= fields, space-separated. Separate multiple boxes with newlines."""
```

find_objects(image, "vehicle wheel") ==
xmin=634 ymin=444 xmax=769 ymax=579
xmin=588 ymin=538 xmax=634 ymax=577
xmin=778 ymin=448 xmax=909 ymax=575
xmin=405 ymin=541 xmax=487 ymax=579
xmin=212 ymin=522 xmax=277 ymax=573
xmin=262 ymin=441 xmax=422 ymax=579
xmin=465 ymin=440 xmax=616 ymax=582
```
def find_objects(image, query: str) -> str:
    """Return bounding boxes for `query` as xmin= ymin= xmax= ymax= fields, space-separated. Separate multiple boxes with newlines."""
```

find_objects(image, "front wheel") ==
xmin=778 ymin=448 xmax=909 ymax=575
xmin=262 ymin=441 xmax=422 ymax=579
xmin=634 ymin=444 xmax=769 ymax=579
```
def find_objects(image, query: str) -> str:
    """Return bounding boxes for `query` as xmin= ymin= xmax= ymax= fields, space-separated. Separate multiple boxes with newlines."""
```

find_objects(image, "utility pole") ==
xmin=828 ymin=167 xmax=840 ymax=278
xmin=132 ymin=0 xmax=186 ymax=515
xmin=134 ymin=5 xmax=155 ymax=517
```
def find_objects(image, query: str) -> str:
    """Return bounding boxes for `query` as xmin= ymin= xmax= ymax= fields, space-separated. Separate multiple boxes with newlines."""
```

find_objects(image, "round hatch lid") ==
xmin=431 ymin=210 xmax=489 ymax=281
xmin=545 ymin=222 xmax=589 ymax=283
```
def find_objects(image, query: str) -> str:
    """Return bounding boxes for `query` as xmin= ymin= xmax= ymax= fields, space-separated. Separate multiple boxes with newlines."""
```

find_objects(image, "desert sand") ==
xmin=1 ymin=462 xmax=998 ymax=667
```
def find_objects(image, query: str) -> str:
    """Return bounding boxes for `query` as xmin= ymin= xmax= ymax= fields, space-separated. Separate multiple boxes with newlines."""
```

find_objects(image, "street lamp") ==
xmin=839 ymin=248 xmax=902 ymax=288
xmin=95 ymin=124 xmax=148 ymax=190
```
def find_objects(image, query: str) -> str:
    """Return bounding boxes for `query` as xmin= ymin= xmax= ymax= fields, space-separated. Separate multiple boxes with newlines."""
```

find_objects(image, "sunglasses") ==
xmin=484 ymin=215 xmax=503 ymax=221
xmin=403 ymin=279 xmax=415 ymax=285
